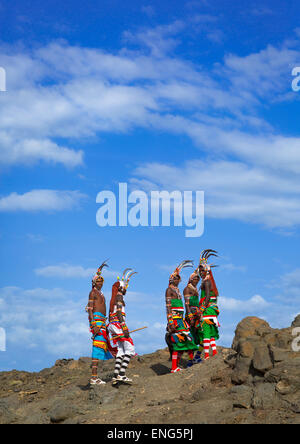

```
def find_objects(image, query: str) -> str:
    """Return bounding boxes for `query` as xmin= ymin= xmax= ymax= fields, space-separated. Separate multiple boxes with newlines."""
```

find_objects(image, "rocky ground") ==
xmin=0 ymin=315 xmax=300 ymax=424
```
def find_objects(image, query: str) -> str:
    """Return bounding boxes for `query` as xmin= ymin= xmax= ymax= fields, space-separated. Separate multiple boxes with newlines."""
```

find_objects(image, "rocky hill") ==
xmin=0 ymin=315 xmax=300 ymax=424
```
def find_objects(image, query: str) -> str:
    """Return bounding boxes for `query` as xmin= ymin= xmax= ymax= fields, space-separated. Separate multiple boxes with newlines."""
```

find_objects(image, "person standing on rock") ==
xmin=165 ymin=261 xmax=199 ymax=373
xmin=183 ymin=268 xmax=203 ymax=367
xmin=108 ymin=269 xmax=137 ymax=384
xmin=198 ymin=250 xmax=220 ymax=360
xmin=86 ymin=261 xmax=115 ymax=385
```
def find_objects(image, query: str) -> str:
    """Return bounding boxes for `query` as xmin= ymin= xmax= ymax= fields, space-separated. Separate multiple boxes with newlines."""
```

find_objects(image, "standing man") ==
xmin=108 ymin=268 xmax=137 ymax=384
xmin=183 ymin=268 xmax=203 ymax=367
xmin=86 ymin=261 xmax=114 ymax=385
xmin=165 ymin=261 xmax=198 ymax=373
xmin=198 ymin=250 xmax=220 ymax=360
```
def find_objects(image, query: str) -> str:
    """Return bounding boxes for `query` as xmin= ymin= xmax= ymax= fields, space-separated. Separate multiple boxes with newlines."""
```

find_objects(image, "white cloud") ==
xmin=0 ymin=29 xmax=299 ymax=172
xmin=0 ymin=283 xmax=297 ymax=365
xmin=123 ymin=21 xmax=186 ymax=57
xmin=153 ymin=322 xmax=165 ymax=330
xmin=218 ymin=292 xmax=298 ymax=346
xmin=222 ymin=42 xmax=297 ymax=101
xmin=218 ymin=268 xmax=300 ymax=337
xmin=281 ymin=268 xmax=300 ymax=288
xmin=27 ymin=233 xmax=44 ymax=242
xmin=35 ymin=264 xmax=95 ymax=278
xmin=270 ymin=268 xmax=300 ymax=301
xmin=0 ymin=23 xmax=300 ymax=231
xmin=35 ymin=263 xmax=119 ymax=279
xmin=0 ymin=286 xmax=89 ymax=357
xmin=219 ymin=294 xmax=270 ymax=312
xmin=130 ymin=159 xmax=300 ymax=228
xmin=0 ymin=189 xmax=87 ymax=212
xmin=144 ymin=114 xmax=300 ymax=176
xmin=220 ymin=263 xmax=247 ymax=273
xmin=0 ymin=132 xmax=83 ymax=168
xmin=0 ymin=285 xmax=167 ymax=362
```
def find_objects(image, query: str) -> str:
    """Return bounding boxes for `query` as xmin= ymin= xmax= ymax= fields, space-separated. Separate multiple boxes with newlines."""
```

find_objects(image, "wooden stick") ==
xmin=113 ymin=326 xmax=148 ymax=339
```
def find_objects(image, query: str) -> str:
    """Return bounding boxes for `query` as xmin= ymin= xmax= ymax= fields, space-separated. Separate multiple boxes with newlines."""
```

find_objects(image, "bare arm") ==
xmin=87 ymin=290 xmax=102 ymax=335
xmin=203 ymin=279 xmax=211 ymax=308
xmin=87 ymin=290 xmax=95 ymax=324
xmin=183 ymin=286 xmax=195 ymax=324
xmin=183 ymin=286 xmax=192 ymax=316
xmin=166 ymin=288 xmax=176 ymax=332
xmin=165 ymin=287 xmax=173 ymax=319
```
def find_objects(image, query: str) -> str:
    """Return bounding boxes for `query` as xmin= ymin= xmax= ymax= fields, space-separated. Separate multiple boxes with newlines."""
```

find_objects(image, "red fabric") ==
xmin=210 ymin=338 xmax=217 ymax=355
xmin=110 ymin=322 xmax=134 ymax=345
xmin=203 ymin=338 xmax=210 ymax=358
xmin=107 ymin=340 xmax=118 ymax=357
xmin=172 ymin=351 xmax=178 ymax=371
xmin=113 ymin=336 xmax=134 ymax=346
xmin=104 ymin=327 xmax=117 ymax=357
xmin=110 ymin=281 xmax=120 ymax=315
xmin=209 ymin=270 xmax=219 ymax=297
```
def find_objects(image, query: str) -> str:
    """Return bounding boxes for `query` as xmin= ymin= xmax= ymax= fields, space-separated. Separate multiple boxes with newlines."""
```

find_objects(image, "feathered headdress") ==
xmin=198 ymin=249 xmax=218 ymax=272
xmin=92 ymin=260 xmax=109 ymax=285
xmin=198 ymin=249 xmax=219 ymax=296
xmin=117 ymin=268 xmax=138 ymax=289
xmin=169 ymin=260 xmax=194 ymax=283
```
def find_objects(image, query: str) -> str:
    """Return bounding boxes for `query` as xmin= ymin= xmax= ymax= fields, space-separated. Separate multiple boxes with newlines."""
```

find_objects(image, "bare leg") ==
xmin=165 ymin=332 xmax=173 ymax=361
xmin=90 ymin=358 xmax=106 ymax=385
xmin=91 ymin=359 xmax=98 ymax=378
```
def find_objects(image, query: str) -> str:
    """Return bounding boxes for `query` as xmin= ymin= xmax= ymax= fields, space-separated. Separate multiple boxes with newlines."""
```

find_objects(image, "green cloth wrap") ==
xmin=202 ymin=306 xmax=219 ymax=340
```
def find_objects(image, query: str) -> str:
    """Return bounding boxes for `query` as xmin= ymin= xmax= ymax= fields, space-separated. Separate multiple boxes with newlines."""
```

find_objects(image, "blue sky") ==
xmin=0 ymin=0 xmax=300 ymax=371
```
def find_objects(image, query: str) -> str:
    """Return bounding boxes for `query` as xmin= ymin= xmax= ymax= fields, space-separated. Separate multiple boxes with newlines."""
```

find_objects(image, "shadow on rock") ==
xmin=150 ymin=363 xmax=170 ymax=375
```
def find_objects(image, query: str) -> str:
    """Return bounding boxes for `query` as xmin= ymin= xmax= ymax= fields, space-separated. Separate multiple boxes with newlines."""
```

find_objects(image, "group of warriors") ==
xmin=165 ymin=249 xmax=220 ymax=373
xmin=86 ymin=249 xmax=220 ymax=385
